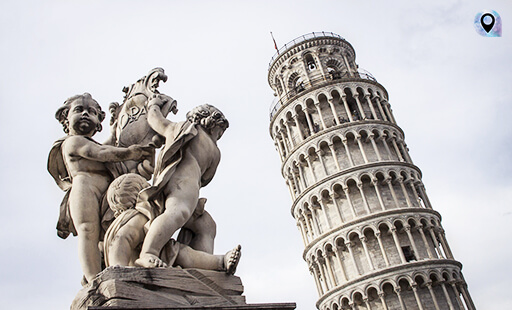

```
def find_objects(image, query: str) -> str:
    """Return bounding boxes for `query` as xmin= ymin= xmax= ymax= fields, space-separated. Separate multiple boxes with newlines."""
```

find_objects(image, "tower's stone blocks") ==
xmin=267 ymin=32 xmax=476 ymax=310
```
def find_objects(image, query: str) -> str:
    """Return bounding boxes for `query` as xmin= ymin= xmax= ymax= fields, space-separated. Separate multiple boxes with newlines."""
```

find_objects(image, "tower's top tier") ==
xmin=268 ymin=32 xmax=378 ymax=120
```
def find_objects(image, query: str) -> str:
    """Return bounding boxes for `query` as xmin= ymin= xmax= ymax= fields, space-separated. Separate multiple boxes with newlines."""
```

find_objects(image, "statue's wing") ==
xmin=47 ymin=137 xmax=71 ymax=191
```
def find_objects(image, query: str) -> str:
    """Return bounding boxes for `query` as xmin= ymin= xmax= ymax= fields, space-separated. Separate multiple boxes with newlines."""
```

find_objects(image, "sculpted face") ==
xmin=67 ymin=98 xmax=102 ymax=136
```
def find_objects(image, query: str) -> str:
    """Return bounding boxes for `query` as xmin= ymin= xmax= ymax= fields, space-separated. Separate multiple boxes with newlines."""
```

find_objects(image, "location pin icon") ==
xmin=481 ymin=13 xmax=495 ymax=33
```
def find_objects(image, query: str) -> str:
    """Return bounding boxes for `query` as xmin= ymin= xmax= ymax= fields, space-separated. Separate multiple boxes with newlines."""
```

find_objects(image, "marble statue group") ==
xmin=48 ymin=68 xmax=241 ymax=285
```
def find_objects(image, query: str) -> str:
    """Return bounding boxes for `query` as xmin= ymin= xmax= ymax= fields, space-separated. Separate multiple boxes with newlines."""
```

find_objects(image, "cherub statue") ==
xmin=103 ymin=173 xmax=240 ymax=274
xmin=134 ymin=95 xmax=230 ymax=268
xmin=47 ymin=93 xmax=152 ymax=283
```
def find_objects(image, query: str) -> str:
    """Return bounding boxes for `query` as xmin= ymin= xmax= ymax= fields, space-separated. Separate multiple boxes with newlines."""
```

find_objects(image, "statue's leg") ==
xmin=69 ymin=190 xmax=102 ymax=282
xmin=137 ymin=182 xmax=199 ymax=268
xmin=174 ymin=244 xmax=241 ymax=274
xmin=183 ymin=211 xmax=216 ymax=254
xmin=108 ymin=214 xmax=147 ymax=266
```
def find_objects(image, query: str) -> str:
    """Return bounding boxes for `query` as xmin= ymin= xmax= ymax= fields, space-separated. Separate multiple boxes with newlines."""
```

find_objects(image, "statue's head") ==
xmin=106 ymin=173 xmax=149 ymax=217
xmin=186 ymin=104 xmax=229 ymax=140
xmin=55 ymin=93 xmax=106 ymax=135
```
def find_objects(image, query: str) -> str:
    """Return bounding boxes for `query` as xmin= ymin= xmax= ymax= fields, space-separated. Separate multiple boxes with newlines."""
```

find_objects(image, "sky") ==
xmin=0 ymin=1 xmax=511 ymax=309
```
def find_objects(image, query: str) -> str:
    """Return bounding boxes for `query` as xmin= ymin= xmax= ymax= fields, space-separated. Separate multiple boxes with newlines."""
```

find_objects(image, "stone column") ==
xmin=371 ymin=178 xmax=387 ymax=211
xmin=345 ymin=241 xmax=361 ymax=275
xmin=290 ymin=172 xmax=300 ymax=195
xmin=353 ymin=93 xmax=367 ymax=119
xmin=343 ymin=185 xmax=357 ymax=218
xmin=355 ymin=134 xmax=369 ymax=163
xmin=364 ymin=94 xmax=378 ymax=120
xmin=407 ymin=180 xmax=421 ymax=208
xmin=397 ymin=176 xmax=413 ymax=208
xmin=398 ymin=140 xmax=414 ymax=163
xmin=312 ymin=209 xmax=323 ymax=235
xmin=335 ymin=246 xmax=349 ymax=282
xmin=368 ymin=133 xmax=382 ymax=161
xmin=441 ymin=282 xmax=456 ymax=310
xmin=342 ymin=137 xmax=355 ymax=166
xmin=281 ymin=130 xmax=290 ymax=155
xmin=297 ymin=163 xmax=307 ymax=189
xmin=357 ymin=181 xmax=372 ymax=214
xmin=310 ymin=265 xmax=324 ymax=296
xmin=303 ymin=107 xmax=314 ymax=135
xmin=380 ymin=134 xmax=393 ymax=160
xmin=316 ymin=148 xmax=329 ymax=176
xmin=411 ymin=283 xmax=425 ymax=310
xmin=285 ymin=180 xmax=294 ymax=200
xmin=417 ymin=225 xmax=434 ymax=259
xmin=378 ymin=293 xmax=389 ymax=310
xmin=306 ymin=156 xmax=317 ymax=183
xmin=341 ymin=95 xmax=354 ymax=122
xmin=318 ymin=200 xmax=332 ymax=230
xmin=323 ymin=252 xmax=338 ymax=288
xmin=292 ymin=113 xmax=304 ymax=141
xmin=450 ymin=282 xmax=466 ymax=310
xmin=342 ymin=54 xmax=354 ymax=77
xmin=426 ymin=282 xmax=441 ymax=310
xmin=316 ymin=258 xmax=330 ymax=291
xmin=360 ymin=236 xmax=375 ymax=270
xmin=404 ymin=225 xmax=420 ymax=260
xmin=274 ymin=141 xmax=285 ymax=161
xmin=418 ymin=184 xmax=433 ymax=209
xmin=328 ymin=143 xmax=341 ymax=171
xmin=460 ymin=283 xmax=477 ymax=310
xmin=297 ymin=220 xmax=308 ymax=246
xmin=375 ymin=232 xmax=390 ymax=267
xmin=384 ymin=177 xmax=400 ymax=209
xmin=363 ymin=298 xmax=373 ymax=310
xmin=314 ymin=102 xmax=327 ymax=130
xmin=395 ymin=287 xmax=407 ymax=310
xmin=284 ymin=122 xmax=295 ymax=148
xmin=302 ymin=210 xmax=314 ymax=240
xmin=331 ymin=192 xmax=345 ymax=223
xmin=382 ymin=100 xmax=396 ymax=123
xmin=438 ymin=229 xmax=455 ymax=259
xmin=428 ymin=226 xmax=444 ymax=259
xmin=374 ymin=96 xmax=388 ymax=121
xmin=391 ymin=137 xmax=405 ymax=162
xmin=328 ymin=97 xmax=340 ymax=125
xmin=391 ymin=227 xmax=407 ymax=263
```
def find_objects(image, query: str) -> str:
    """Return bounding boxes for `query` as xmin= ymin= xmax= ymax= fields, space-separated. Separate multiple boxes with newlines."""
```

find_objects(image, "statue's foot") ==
xmin=135 ymin=254 xmax=168 ymax=268
xmin=224 ymin=245 xmax=241 ymax=275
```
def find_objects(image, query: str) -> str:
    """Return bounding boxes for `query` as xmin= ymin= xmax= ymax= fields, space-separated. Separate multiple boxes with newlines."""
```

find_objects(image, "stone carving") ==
xmin=48 ymin=93 xmax=153 ymax=283
xmin=48 ymin=68 xmax=240 ymax=288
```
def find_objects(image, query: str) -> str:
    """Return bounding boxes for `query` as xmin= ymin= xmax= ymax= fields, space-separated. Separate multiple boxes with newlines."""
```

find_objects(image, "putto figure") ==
xmin=48 ymin=93 xmax=152 ymax=283
xmin=103 ymin=173 xmax=240 ymax=273
xmin=134 ymin=95 xmax=232 ymax=269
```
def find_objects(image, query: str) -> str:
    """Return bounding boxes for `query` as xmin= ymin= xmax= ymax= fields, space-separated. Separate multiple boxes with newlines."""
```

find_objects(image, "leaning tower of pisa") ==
xmin=267 ymin=32 xmax=476 ymax=310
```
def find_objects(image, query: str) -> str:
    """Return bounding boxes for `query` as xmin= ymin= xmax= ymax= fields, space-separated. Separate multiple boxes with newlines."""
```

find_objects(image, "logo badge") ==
xmin=474 ymin=10 xmax=502 ymax=37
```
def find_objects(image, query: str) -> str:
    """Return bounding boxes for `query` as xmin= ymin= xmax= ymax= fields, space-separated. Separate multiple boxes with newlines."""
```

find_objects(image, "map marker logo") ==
xmin=475 ymin=10 xmax=502 ymax=37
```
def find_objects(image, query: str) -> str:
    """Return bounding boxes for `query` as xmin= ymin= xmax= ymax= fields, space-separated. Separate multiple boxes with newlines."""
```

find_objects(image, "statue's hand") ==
xmin=147 ymin=95 xmax=166 ymax=109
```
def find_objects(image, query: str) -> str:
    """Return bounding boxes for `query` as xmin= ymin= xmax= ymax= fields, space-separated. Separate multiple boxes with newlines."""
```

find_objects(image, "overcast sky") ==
xmin=0 ymin=1 xmax=510 ymax=309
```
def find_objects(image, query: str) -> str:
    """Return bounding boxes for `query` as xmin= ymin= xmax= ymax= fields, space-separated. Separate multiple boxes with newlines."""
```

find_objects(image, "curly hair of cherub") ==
xmin=186 ymin=104 xmax=229 ymax=138
xmin=55 ymin=93 xmax=106 ymax=134
xmin=106 ymin=173 xmax=149 ymax=218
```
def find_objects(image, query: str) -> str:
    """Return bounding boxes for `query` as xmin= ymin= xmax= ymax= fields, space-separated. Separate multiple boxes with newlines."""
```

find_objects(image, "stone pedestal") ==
xmin=71 ymin=266 xmax=295 ymax=310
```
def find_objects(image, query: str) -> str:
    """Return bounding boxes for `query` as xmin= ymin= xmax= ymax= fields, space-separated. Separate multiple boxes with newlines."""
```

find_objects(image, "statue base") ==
xmin=71 ymin=266 xmax=295 ymax=310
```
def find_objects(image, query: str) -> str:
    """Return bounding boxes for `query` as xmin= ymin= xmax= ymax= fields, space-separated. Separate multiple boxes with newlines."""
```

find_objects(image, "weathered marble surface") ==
xmin=71 ymin=266 xmax=246 ymax=310
xmin=48 ymin=68 xmax=240 ymax=286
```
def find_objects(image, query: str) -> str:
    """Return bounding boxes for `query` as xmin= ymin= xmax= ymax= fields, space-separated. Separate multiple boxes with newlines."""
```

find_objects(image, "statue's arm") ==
xmin=65 ymin=136 xmax=150 ymax=162
xmin=147 ymin=104 xmax=173 ymax=137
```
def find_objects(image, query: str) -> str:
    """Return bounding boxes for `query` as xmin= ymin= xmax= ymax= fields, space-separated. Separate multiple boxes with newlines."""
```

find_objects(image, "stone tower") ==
xmin=267 ymin=32 xmax=476 ymax=310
